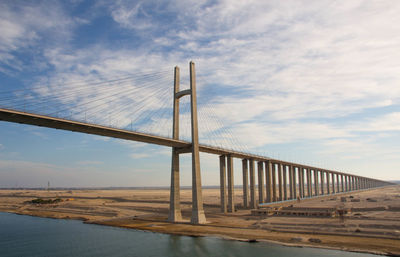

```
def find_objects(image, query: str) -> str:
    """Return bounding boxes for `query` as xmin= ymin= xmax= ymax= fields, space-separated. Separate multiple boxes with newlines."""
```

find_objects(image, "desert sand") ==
xmin=1 ymin=185 xmax=399 ymax=256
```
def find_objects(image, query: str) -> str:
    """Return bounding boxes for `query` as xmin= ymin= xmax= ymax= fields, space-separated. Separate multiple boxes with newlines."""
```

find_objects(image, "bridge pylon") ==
xmin=168 ymin=62 xmax=206 ymax=224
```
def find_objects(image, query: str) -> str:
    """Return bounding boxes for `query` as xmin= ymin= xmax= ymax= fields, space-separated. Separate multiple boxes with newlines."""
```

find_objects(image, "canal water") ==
xmin=0 ymin=212 xmax=378 ymax=257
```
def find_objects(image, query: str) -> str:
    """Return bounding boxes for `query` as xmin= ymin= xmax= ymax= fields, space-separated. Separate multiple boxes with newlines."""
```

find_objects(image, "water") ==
xmin=0 ymin=212 xmax=378 ymax=257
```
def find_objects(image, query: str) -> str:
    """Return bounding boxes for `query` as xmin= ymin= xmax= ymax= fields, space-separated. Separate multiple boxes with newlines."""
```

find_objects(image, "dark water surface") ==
xmin=0 ymin=212 xmax=378 ymax=257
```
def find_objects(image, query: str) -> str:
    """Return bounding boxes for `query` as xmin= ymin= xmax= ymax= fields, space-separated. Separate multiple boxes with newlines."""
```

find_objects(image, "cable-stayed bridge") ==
xmin=0 ymin=62 xmax=394 ymax=224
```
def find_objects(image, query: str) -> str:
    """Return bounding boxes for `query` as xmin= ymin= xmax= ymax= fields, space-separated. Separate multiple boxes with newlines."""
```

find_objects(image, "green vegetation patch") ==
xmin=26 ymin=198 xmax=63 ymax=204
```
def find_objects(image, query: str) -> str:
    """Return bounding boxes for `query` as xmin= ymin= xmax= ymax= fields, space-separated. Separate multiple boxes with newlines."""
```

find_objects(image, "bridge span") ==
xmin=0 ymin=62 xmax=394 ymax=224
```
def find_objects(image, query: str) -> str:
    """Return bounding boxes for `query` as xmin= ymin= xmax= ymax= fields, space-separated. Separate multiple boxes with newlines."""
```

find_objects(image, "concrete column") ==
xmin=249 ymin=160 xmax=256 ymax=208
xmin=289 ymin=165 xmax=294 ymax=199
xmin=242 ymin=159 xmax=249 ymax=209
xmin=326 ymin=171 xmax=330 ymax=195
xmin=349 ymin=176 xmax=352 ymax=191
xmin=341 ymin=175 xmax=345 ymax=192
xmin=258 ymin=161 xmax=265 ymax=204
xmin=169 ymin=148 xmax=182 ymax=221
xmin=345 ymin=176 xmax=349 ymax=192
xmin=169 ymin=66 xmax=182 ymax=222
xmin=349 ymin=176 xmax=354 ymax=191
xmin=336 ymin=174 xmax=340 ymax=192
xmin=351 ymin=176 xmax=354 ymax=191
xmin=306 ymin=168 xmax=312 ymax=197
xmin=265 ymin=161 xmax=272 ymax=203
xmin=352 ymin=176 xmax=356 ymax=191
xmin=278 ymin=164 xmax=283 ymax=201
xmin=292 ymin=166 xmax=297 ymax=199
xmin=331 ymin=173 xmax=336 ymax=194
xmin=283 ymin=165 xmax=288 ymax=200
xmin=320 ymin=171 xmax=325 ymax=195
xmin=272 ymin=163 xmax=277 ymax=202
xmin=189 ymin=62 xmax=206 ymax=224
xmin=227 ymin=155 xmax=235 ymax=213
xmin=301 ymin=168 xmax=306 ymax=197
xmin=347 ymin=176 xmax=351 ymax=191
xmin=219 ymin=155 xmax=227 ymax=213
xmin=298 ymin=167 xmax=303 ymax=198
xmin=314 ymin=169 xmax=319 ymax=196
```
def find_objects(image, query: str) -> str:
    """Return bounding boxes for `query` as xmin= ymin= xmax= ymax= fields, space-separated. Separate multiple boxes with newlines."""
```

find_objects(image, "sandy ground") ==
xmin=1 ymin=185 xmax=399 ymax=256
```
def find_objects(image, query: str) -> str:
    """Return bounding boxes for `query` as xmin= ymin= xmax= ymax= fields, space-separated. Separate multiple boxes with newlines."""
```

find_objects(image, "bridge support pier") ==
xmin=314 ymin=169 xmax=319 ymax=196
xmin=326 ymin=171 xmax=330 ymax=194
xmin=168 ymin=66 xmax=182 ymax=222
xmin=258 ymin=161 xmax=265 ymax=204
xmin=301 ymin=167 xmax=306 ymax=198
xmin=169 ymin=62 xmax=206 ymax=224
xmin=227 ymin=155 xmax=235 ymax=212
xmin=278 ymin=163 xmax=283 ymax=201
xmin=341 ymin=175 xmax=345 ymax=192
xmin=169 ymin=147 xmax=182 ymax=221
xmin=288 ymin=165 xmax=294 ymax=199
xmin=220 ymin=155 xmax=227 ymax=213
xmin=189 ymin=62 xmax=206 ymax=224
xmin=249 ymin=160 xmax=256 ymax=208
xmin=321 ymin=170 xmax=325 ymax=195
xmin=292 ymin=166 xmax=297 ymax=199
xmin=272 ymin=163 xmax=277 ymax=202
xmin=265 ymin=161 xmax=272 ymax=203
xmin=306 ymin=168 xmax=312 ymax=197
xmin=336 ymin=174 xmax=340 ymax=192
xmin=282 ymin=164 xmax=287 ymax=200
xmin=297 ymin=167 xmax=303 ymax=198
xmin=242 ymin=159 xmax=249 ymax=208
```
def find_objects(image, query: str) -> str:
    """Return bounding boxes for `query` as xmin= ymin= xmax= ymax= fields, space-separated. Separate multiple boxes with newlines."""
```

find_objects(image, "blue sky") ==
xmin=0 ymin=0 xmax=399 ymax=187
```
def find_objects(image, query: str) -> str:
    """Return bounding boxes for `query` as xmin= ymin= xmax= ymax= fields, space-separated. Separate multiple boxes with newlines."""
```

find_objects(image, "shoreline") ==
xmin=90 ymin=217 xmax=395 ymax=257
xmin=1 ymin=187 xmax=399 ymax=256
xmin=3 ymin=210 xmax=395 ymax=256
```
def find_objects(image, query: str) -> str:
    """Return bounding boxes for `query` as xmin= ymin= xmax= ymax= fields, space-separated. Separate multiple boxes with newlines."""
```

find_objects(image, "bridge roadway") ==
xmin=0 ymin=108 xmax=368 ymax=180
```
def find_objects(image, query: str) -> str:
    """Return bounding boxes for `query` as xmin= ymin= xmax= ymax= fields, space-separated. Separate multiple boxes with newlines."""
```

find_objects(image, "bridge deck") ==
xmin=0 ymin=108 xmax=365 ymax=178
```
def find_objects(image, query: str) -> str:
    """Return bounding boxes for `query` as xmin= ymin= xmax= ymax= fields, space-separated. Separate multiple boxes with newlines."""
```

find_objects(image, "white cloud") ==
xmin=1 ymin=1 xmax=400 ymax=182
xmin=353 ymin=112 xmax=400 ymax=132
xmin=0 ymin=1 xmax=82 ymax=72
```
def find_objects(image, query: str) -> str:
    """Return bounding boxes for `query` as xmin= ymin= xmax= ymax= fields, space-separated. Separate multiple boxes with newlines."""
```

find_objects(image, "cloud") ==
xmin=1 ymin=1 xmax=399 ymax=182
xmin=352 ymin=112 xmax=400 ymax=132
xmin=0 ymin=1 xmax=83 ymax=72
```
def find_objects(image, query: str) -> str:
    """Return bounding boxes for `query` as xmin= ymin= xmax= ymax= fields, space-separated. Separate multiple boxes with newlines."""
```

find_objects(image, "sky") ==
xmin=0 ymin=0 xmax=399 ymax=188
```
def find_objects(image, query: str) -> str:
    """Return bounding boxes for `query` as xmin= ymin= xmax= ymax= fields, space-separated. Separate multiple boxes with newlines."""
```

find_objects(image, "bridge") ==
xmin=0 ymin=62 xmax=394 ymax=224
